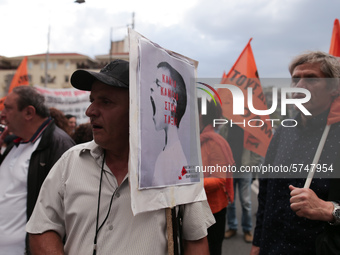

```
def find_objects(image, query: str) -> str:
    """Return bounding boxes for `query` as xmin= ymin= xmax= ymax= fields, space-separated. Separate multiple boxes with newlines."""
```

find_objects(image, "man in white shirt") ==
xmin=26 ymin=59 xmax=215 ymax=255
xmin=0 ymin=86 xmax=75 ymax=254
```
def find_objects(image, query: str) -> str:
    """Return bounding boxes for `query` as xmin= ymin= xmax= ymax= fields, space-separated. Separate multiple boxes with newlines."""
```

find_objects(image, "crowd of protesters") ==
xmin=0 ymin=51 xmax=339 ymax=255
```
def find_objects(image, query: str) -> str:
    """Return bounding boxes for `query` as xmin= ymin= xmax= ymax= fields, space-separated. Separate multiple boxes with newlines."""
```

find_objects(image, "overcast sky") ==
xmin=0 ymin=0 xmax=339 ymax=78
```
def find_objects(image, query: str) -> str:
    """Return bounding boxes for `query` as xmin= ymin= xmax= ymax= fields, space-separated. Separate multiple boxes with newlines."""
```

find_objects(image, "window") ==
xmin=65 ymin=61 xmax=70 ymax=70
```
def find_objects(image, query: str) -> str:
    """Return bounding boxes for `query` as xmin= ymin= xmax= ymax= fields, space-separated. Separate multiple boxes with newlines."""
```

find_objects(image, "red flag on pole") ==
xmin=327 ymin=19 xmax=340 ymax=125
xmin=304 ymin=95 xmax=340 ymax=188
xmin=304 ymin=23 xmax=340 ymax=187
xmin=218 ymin=38 xmax=272 ymax=157
xmin=329 ymin=19 xmax=340 ymax=57
xmin=0 ymin=57 xmax=29 ymax=111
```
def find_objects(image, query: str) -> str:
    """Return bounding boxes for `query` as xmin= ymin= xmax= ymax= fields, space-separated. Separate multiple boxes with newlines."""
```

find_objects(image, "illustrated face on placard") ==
xmin=150 ymin=67 xmax=177 ymax=131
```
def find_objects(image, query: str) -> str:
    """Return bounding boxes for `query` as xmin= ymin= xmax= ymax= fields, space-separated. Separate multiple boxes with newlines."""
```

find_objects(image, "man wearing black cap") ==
xmin=26 ymin=59 xmax=214 ymax=255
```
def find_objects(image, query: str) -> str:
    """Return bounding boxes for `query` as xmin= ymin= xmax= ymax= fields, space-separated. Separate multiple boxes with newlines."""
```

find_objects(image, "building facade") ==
xmin=0 ymin=38 xmax=129 ymax=97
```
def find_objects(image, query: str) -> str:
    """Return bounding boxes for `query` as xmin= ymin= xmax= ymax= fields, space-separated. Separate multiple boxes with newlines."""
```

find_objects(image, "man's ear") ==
xmin=331 ymin=90 xmax=340 ymax=99
xmin=24 ymin=105 xmax=36 ymax=120
xmin=331 ymin=84 xmax=340 ymax=98
xmin=171 ymin=97 xmax=177 ymax=107
xmin=170 ymin=97 xmax=177 ymax=117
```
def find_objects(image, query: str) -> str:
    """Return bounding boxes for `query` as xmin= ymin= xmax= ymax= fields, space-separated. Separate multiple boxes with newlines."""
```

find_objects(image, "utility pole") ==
xmin=131 ymin=12 xmax=135 ymax=29
xmin=45 ymin=25 xmax=50 ymax=87
xmin=109 ymin=12 xmax=135 ymax=63
xmin=110 ymin=27 xmax=112 ymax=62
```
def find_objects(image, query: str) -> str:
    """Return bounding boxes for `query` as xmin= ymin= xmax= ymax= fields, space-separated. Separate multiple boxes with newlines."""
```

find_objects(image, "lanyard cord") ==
xmin=93 ymin=151 xmax=118 ymax=255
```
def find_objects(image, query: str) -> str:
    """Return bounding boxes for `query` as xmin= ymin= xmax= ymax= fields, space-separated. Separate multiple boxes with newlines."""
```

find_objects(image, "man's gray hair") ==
xmin=289 ymin=51 xmax=340 ymax=91
xmin=12 ymin=86 xmax=50 ymax=118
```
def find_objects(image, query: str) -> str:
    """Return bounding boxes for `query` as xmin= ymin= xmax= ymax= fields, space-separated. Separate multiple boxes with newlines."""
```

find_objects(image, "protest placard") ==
xmin=35 ymin=85 xmax=90 ymax=124
xmin=129 ymin=29 xmax=206 ymax=214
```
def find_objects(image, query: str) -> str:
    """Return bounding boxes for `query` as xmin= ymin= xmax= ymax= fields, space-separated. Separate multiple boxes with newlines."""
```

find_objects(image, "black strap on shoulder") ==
xmin=171 ymin=207 xmax=179 ymax=255
xmin=172 ymin=205 xmax=184 ymax=255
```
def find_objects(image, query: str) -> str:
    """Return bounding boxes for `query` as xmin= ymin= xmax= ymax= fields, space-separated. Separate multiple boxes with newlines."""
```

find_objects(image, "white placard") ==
xmin=35 ymin=85 xmax=90 ymax=124
xmin=129 ymin=29 xmax=206 ymax=215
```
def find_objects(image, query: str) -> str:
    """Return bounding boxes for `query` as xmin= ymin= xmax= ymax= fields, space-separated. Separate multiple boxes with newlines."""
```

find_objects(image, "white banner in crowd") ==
xmin=35 ymin=85 xmax=90 ymax=124
xmin=129 ymin=29 xmax=206 ymax=215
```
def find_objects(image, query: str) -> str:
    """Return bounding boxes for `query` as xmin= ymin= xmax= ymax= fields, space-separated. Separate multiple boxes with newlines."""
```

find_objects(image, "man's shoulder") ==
xmin=35 ymin=123 xmax=75 ymax=162
xmin=62 ymin=140 xmax=98 ymax=156
xmin=46 ymin=124 xmax=75 ymax=145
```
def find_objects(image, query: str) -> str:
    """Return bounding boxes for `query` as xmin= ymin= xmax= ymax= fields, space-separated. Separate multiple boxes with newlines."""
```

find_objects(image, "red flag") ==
xmin=218 ymin=38 xmax=272 ymax=157
xmin=327 ymin=19 xmax=340 ymax=125
xmin=327 ymin=97 xmax=340 ymax=125
xmin=329 ymin=19 xmax=340 ymax=57
xmin=0 ymin=57 xmax=29 ymax=111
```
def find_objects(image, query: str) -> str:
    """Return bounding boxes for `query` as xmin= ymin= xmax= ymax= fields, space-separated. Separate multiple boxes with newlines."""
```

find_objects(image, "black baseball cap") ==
xmin=70 ymin=59 xmax=129 ymax=91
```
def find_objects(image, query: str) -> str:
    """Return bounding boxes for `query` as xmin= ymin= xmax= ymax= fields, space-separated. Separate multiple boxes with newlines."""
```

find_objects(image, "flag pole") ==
xmin=304 ymin=18 xmax=340 ymax=187
xmin=45 ymin=25 xmax=50 ymax=87
xmin=166 ymin=208 xmax=174 ymax=255
xmin=304 ymin=124 xmax=331 ymax=188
